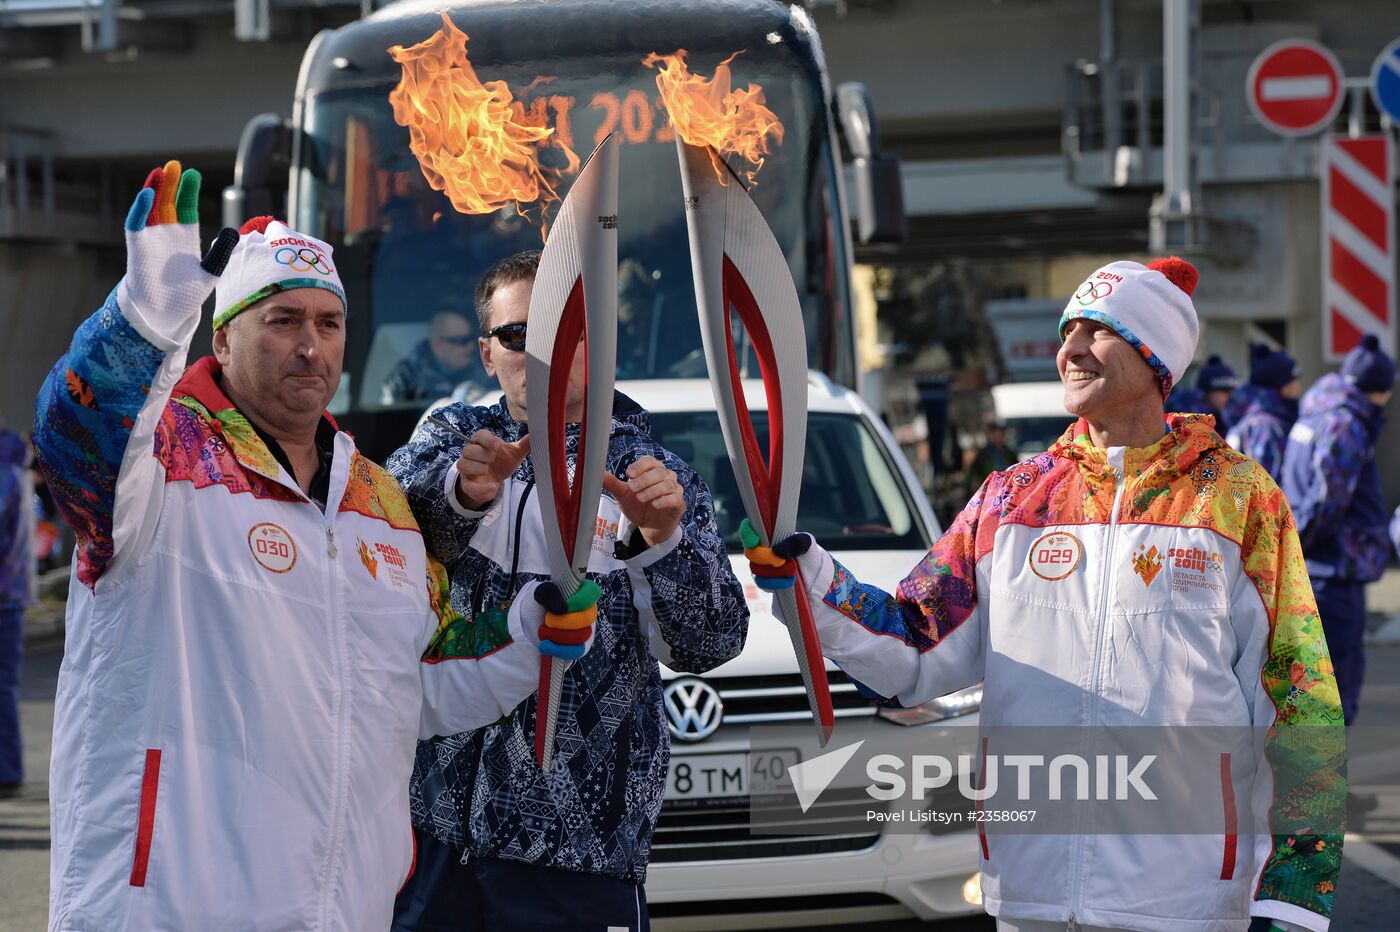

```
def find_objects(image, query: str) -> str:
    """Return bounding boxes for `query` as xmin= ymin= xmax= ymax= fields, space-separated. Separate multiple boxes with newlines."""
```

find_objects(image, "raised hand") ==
xmin=453 ymin=429 xmax=531 ymax=509
xmin=602 ymin=456 xmax=685 ymax=547
xmin=117 ymin=160 xmax=238 ymax=331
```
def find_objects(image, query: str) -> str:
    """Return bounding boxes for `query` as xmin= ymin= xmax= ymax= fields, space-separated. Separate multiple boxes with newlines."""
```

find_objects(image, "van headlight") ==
xmin=876 ymin=685 xmax=982 ymax=725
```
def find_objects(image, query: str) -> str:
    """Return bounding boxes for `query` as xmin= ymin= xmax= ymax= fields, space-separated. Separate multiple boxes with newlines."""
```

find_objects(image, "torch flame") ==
xmin=389 ymin=14 xmax=579 ymax=234
xmin=644 ymin=49 xmax=784 ymax=186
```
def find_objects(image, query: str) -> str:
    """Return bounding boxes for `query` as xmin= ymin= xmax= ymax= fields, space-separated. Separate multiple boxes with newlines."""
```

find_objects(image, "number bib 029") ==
xmin=1027 ymin=531 xmax=1083 ymax=582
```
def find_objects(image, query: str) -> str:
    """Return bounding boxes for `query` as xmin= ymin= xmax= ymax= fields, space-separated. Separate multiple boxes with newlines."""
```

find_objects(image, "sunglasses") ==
xmin=486 ymin=323 xmax=585 ymax=353
xmin=435 ymin=334 xmax=475 ymax=347
xmin=486 ymin=322 xmax=528 ymax=352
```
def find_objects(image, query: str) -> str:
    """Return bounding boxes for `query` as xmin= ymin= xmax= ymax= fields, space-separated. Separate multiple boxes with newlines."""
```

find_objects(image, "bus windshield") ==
xmin=295 ymin=44 xmax=853 ymax=428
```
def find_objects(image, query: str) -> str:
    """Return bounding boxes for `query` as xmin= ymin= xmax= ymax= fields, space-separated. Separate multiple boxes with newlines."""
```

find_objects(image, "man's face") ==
xmin=1280 ymin=379 xmax=1302 ymax=400
xmin=479 ymin=277 xmax=586 ymax=423
xmin=428 ymin=312 xmax=476 ymax=372
xmin=213 ymin=288 xmax=345 ymax=429
xmin=1057 ymin=318 xmax=1161 ymax=420
xmin=1206 ymin=388 xmax=1233 ymax=412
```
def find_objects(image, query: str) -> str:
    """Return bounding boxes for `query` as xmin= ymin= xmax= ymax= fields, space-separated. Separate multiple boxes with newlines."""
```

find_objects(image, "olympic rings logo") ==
xmin=273 ymin=246 xmax=335 ymax=276
xmin=1075 ymin=280 xmax=1112 ymax=305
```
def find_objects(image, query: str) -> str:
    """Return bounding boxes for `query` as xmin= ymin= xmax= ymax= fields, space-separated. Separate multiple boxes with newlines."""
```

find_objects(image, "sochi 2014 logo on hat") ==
xmin=268 ymin=235 xmax=336 ymax=276
xmin=1028 ymin=531 xmax=1083 ymax=581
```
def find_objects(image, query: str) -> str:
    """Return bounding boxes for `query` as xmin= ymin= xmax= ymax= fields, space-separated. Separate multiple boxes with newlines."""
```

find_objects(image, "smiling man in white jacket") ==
xmin=32 ymin=163 xmax=587 ymax=931
xmin=753 ymin=258 xmax=1345 ymax=932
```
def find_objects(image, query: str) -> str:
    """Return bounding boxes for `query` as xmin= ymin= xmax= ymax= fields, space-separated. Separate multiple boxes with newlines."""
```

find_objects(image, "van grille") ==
xmin=711 ymin=669 xmax=879 ymax=727
xmin=650 ymin=787 xmax=884 ymax=863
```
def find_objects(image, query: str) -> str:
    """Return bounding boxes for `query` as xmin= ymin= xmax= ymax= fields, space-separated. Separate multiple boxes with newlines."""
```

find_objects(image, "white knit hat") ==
xmin=212 ymin=216 xmax=346 ymax=330
xmin=1057 ymin=257 xmax=1200 ymax=396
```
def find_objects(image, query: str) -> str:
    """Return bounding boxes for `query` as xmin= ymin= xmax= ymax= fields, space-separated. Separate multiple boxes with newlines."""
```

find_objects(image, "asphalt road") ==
xmin=3 ymin=647 xmax=1399 ymax=931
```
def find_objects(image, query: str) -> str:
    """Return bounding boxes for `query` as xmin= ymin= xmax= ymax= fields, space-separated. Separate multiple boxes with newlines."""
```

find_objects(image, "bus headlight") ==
xmin=876 ymin=685 xmax=982 ymax=725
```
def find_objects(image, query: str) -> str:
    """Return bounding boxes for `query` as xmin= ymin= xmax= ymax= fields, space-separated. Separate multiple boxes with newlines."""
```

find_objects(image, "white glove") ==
xmin=115 ymin=160 xmax=238 ymax=341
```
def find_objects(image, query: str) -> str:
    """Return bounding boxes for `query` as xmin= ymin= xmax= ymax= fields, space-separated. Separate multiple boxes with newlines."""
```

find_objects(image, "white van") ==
xmin=989 ymin=380 xmax=1073 ymax=460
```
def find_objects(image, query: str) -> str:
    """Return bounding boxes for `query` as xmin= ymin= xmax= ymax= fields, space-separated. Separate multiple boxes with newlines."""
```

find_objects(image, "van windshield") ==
xmin=646 ymin=410 xmax=928 ymax=554
xmin=1005 ymin=415 xmax=1072 ymax=459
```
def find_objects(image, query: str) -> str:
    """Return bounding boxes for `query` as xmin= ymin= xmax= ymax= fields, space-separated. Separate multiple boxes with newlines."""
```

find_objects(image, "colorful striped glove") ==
xmin=532 ymin=579 xmax=601 ymax=661
xmin=117 ymin=161 xmax=238 ymax=335
xmin=740 ymin=518 xmax=816 ymax=592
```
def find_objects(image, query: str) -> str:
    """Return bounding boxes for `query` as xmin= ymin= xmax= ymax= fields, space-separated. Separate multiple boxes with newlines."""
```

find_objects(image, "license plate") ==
xmin=665 ymin=749 xmax=800 ymax=800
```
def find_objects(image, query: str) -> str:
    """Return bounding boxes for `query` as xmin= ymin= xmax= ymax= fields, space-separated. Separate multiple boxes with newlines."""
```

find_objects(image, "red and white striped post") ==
xmin=1322 ymin=134 xmax=1395 ymax=360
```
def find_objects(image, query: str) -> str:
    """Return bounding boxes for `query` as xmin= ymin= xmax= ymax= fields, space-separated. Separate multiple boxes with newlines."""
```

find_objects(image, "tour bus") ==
xmin=226 ymin=1 xmax=984 ymax=926
xmin=225 ymin=0 xmax=904 ymax=462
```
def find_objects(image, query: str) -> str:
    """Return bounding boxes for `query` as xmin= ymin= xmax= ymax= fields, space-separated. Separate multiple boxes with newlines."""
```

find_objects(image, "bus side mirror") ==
xmin=223 ymin=113 xmax=291 ymax=228
xmin=836 ymin=82 xmax=906 ymax=245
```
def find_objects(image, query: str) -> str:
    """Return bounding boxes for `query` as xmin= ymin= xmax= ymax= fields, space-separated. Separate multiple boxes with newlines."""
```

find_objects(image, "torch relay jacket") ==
xmin=792 ymin=415 xmax=1344 ymax=932
xmin=33 ymin=287 xmax=546 ymax=932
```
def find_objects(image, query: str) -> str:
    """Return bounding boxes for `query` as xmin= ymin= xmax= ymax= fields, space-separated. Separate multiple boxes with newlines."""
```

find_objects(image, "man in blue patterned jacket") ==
xmin=1283 ymin=334 xmax=1395 ymax=725
xmin=389 ymin=250 xmax=748 ymax=932
xmin=1226 ymin=343 xmax=1301 ymax=481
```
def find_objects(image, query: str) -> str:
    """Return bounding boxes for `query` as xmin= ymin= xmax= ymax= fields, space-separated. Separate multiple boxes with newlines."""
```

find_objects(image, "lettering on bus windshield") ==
xmin=522 ymin=90 xmax=677 ymax=151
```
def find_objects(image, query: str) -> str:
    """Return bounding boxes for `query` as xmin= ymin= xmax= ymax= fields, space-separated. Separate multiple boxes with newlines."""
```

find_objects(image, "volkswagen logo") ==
xmin=663 ymin=678 xmax=724 ymax=742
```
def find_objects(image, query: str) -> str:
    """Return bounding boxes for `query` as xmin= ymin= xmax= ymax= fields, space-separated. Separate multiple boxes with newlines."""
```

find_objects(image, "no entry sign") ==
xmin=1247 ymin=39 xmax=1345 ymax=137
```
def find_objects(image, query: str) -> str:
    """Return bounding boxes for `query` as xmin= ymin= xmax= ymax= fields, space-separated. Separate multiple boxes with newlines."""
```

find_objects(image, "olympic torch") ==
xmin=525 ymin=134 xmax=619 ymax=769
xmin=675 ymin=137 xmax=835 ymax=747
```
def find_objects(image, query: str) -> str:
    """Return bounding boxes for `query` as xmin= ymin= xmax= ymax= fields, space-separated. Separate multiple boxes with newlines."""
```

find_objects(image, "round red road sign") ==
xmin=1246 ymin=39 xmax=1345 ymax=137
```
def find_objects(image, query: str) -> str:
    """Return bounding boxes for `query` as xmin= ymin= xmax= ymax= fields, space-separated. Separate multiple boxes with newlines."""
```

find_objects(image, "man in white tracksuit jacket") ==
xmin=753 ymin=258 xmax=1345 ymax=931
xmin=33 ymin=164 xmax=589 ymax=931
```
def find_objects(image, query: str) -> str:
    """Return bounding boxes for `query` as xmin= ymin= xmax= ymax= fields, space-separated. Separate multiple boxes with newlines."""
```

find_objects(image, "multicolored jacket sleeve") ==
xmin=799 ymin=475 xmax=994 ymax=706
xmin=417 ymin=556 xmax=540 ymax=739
xmin=1239 ymin=489 xmax=1345 ymax=930
xmin=32 ymin=286 xmax=198 ymax=589
xmin=625 ymin=450 xmax=747 ymax=674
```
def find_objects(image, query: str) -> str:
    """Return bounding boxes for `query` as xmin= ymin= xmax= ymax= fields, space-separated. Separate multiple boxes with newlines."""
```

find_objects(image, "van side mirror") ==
xmin=835 ymin=82 xmax=906 ymax=245
xmin=222 ymin=113 xmax=291 ymax=228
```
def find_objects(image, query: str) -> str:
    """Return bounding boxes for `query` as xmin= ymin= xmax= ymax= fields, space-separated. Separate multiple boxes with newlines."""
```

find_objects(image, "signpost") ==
xmin=1246 ymin=39 xmax=1346 ymax=137
xmin=1322 ymin=134 xmax=1395 ymax=360
xmin=1245 ymin=38 xmax=1396 ymax=360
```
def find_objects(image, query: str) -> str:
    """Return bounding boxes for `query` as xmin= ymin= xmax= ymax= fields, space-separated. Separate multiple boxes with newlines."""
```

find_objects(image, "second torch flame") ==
xmin=644 ymin=49 xmax=784 ymax=187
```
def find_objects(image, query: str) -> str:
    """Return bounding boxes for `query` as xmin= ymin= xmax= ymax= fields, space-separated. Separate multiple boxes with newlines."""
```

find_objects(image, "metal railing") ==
xmin=0 ymin=127 xmax=56 ymax=216
xmin=0 ymin=0 xmax=373 ymax=50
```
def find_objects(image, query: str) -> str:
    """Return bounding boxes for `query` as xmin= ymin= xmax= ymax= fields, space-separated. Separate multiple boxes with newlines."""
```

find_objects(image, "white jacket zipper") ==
xmin=1068 ymin=448 xmax=1127 ymax=925
xmin=317 ymin=463 xmax=350 ymax=929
